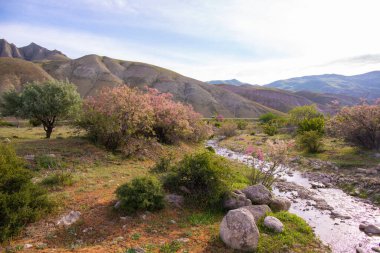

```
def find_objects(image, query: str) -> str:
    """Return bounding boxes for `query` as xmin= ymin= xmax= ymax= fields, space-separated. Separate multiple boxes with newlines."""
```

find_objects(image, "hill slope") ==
xmin=0 ymin=58 xmax=53 ymax=93
xmin=218 ymin=84 xmax=360 ymax=113
xmin=42 ymin=55 xmax=282 ymax=117
xmin=266 ymin=72 xmax=380 ymax=99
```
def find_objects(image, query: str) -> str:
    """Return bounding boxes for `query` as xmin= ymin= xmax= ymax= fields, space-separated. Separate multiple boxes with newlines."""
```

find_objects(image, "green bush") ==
xmin=205 ymin=146 xmax=216 ymax=153
xmin=0 ymin=120 xmax=14 ymax=127
xmin=29 ymin=118 xmax=42 ymax=127
xmin=297 ymin=117 xmax=325 ymax=134
xmin=259 ymin=113 xmax=280 ymax=123
xmin=250 ymin=131 xmax=256 ymax=136
xmin=218 ymin=122 xmax=237 ymax=137
xmin=35 ymin=155 xmax=62 ymax=170
xmin=163 ymin=152 xmax=233 ymax=208
xmin=236 ymin=120 xmax=248 ymax=130
xmin=262 ymin=123 xmax=278 ymax=136
xmin=214 ymin=122 xmax=221 ymax=128
xmin=0 ymin=144 xmax=53 ymax=242
xmin=41 ymin=172 xmax=74 ymax=188
xmin=150 ymin=156 xmax=174 ymax=174
xmin=116 ymin=176 xmax=165 ymax=214
xmin=297 ymin=130 xmax=323 ymax=153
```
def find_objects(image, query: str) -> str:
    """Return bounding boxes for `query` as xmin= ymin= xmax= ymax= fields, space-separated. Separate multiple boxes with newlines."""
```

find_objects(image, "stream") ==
xmin=206 ymin=139 xmax=380 ymax=253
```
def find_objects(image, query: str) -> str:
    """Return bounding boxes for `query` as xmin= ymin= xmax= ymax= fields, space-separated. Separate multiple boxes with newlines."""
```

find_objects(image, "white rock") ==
xmin=263 ymin=216 xmax=284 ymax=233
xmin=24 ymin=244 xmax=33 ymax=249
xmin=220 ymin=208 xmax=259 ymax=251
xmin=57 ymin=211 xmax=81 ymax=226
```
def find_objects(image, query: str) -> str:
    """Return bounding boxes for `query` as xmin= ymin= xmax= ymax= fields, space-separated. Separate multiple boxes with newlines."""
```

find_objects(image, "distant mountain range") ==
xmin=0 ymin=38 xmax=376 ymax=117
xmin=207 ymin=79 xmax=253 ymax=86
xmin=266 ymin=72 xmax=380 ymax=100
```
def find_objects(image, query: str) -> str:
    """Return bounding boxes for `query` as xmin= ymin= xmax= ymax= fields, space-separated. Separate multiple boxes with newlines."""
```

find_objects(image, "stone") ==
xmin=165 ymin=194 xmax=184 ymax=208
xmin=263 ymin=216 xmax=284 ymax=233
xmin=240 ymin=205 xmax=272 ymax=222
xmin=24 ymin=154 xmax=35 ymax=161
xmin=3 ymin=138 xmax=11 ymax=143
xmin=356 ymin=247 xmax=365 ymax=253
xmin=179 ymin=186 xmax=191 ymax=194
xmin=359 ymin=222 xmax=380 ymax=235
xmin=242 ymin=184 xmax=273 ymax=205
xmin=131 ymin=247 xmax=145 ymax=253
xmin=114 ymin=201 xmax=121 ymax=209
xmin=372 ymin=247 xmax=380 ymax=253
xmin=176 ymin=238 xmax=190 ymax=243
xmin=311 ymin=182 xmax=325 ymax=189
xmin=57 ymin=211 xmax=81 ymax=226
xmin=269 ymin=197 xmax=291 ymax=212
xmin=24 ymin=244 xmax=33 ymax=249
xmin=223 ymin=191 xmax=252 ymax=210
xmin=220 ymin=208 xmax=260 ymax=251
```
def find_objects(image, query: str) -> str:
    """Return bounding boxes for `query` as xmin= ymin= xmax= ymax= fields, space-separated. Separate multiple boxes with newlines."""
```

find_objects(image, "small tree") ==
xmin=289 ymin=104 xmax=322 ymax=126
xmin=329 ymin=105 xmax=380 ymax=150
xmin=1 ymin=81 xmax=81 ymax=138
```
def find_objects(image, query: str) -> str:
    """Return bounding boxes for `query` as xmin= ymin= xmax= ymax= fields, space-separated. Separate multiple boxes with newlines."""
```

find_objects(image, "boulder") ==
xmin=269 ymin=197 xmax=291 ymax=212
xmin=263 ymin=216 xmax=284 ymax=233
xmin=165 ymin=194 xmax=184 ymax=208
xmin=57 ymin=211 xmax=81 ymax=227
xmin=242 ymin=185 xmax=272 ymax=205
xmin=240 ymin=205 xmax=272 ymax=222
xmin=223 ymin=190 xmax=252 ymax=210
xmin=220 ymin=208 xmax=260 ymax=251
xmin=359 ymin=222 xmax=380 ymax=235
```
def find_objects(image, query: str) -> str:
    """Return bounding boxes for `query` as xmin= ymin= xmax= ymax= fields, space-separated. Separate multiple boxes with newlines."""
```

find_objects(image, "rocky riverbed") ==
xmin=206 ymin=139 xmax=380 ymax=253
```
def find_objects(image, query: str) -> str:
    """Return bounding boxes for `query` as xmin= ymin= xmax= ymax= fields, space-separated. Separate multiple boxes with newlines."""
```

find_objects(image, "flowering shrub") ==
xmin=80 ymin=86 xmax=211 ymax=151
xmin=246 ymin=140 xmax=294 ymax=187
xmin=329 ymin=105 xmax=380 ymax=150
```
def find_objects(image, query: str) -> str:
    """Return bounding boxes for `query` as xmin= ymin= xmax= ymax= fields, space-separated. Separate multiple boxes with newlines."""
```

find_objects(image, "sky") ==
xmin=1 ymin=0 xmax=380 ymax=84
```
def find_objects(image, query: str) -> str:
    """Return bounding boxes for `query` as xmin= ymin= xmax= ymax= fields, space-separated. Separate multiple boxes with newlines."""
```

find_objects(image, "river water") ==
xmin=206 ymin=139 xmax=380 ymax=253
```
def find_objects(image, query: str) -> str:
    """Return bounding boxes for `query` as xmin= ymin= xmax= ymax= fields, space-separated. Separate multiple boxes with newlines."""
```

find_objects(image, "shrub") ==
xmin=0 ymin=144 xmax=53 ymax=242
xmin=218 ymin=122 xmax=237 ymax=137
xmin=329 ymin=105 xmax=380 ymax=150
xmin=297 ymin=130 xmax=323 ymax=153
xmin=206 ymin=146 xmax=216 ymax=153
xmin=262 ymin=123 xmax=278 ymax=136
xmin=116 ymin=176 xmax=165 ymax=214
xmin=259 ymin=112 xmax=280 ymax=123
xmin=150 ymin=155 xmax=174 ymax=174
xmin=40 ymin=172 xmax=74 ymax=188
xmin=297 ymin=117 xmax=325 ymax=134
xmin=163 ymin=152 xmax=233 ymax=208
xmin=35 ymin=155 xmax=62 ymax=170
xmin=246 ymin=140 xmax=294 ymax=188
xmin=214 ymin=122 xmax=221 ymax=128
xmin=289 ymin=104 xmax=322 ymax=126
xmin=29 ymin=118 xmax=42 ymax=127
xmin=0 ymin=120 xmax=14 ymax=127
xmin=80 ymin=86 xmax=211 ymax=151
xmin=236 ymin=120 xmax=248 ymax=130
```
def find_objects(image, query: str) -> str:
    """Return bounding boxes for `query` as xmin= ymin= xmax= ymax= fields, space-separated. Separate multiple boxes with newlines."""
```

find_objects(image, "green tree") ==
xmin=289 ymin=104 xmax=322 ymax=125
xmin=1 ymin=81 xmax=81 ymax=138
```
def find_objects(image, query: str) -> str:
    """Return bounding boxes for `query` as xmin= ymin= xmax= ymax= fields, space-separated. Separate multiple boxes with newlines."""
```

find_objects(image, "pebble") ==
xmin=24 ymin=244 xmax=33 ymax=249
xmin=372 ymin=247 xmax=380 ymax=252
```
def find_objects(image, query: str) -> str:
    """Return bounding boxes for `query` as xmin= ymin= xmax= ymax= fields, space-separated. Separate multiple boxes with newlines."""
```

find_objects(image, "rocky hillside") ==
xmin=0 ymin=39 xmax=68 ymax=61
xmin=0 ymin=58 xmax=53 ymax=94
xmin=266 ymin=72 xmax=380 ymax=100
xmin=0 ymin=40 xmax=282 ymax=118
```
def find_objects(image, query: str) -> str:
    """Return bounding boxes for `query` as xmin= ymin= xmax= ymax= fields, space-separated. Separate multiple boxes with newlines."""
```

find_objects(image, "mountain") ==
xmin=217 ymin=84 xmax=360 ymax=113
xmin=0 ymin=39 xmax=68 ymax=62
xmin=207 ymin=79 xmax=252 ymax=86
xmin=266 ymin=72 xmax=380 ymax=99
xmin=0 ymin=40 xmax=283 ymax=118
xmin=0 ymin=58 xmax=53 ymax=94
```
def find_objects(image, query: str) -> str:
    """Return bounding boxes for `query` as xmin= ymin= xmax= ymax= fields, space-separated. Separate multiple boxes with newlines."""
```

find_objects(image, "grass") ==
xmin=0 ymin=123 xmax=328 ymax=253
xmin=257 ymin=212 xmax=327 ymax=253
xmin=40 ymin=172 xmax=74 ymax=188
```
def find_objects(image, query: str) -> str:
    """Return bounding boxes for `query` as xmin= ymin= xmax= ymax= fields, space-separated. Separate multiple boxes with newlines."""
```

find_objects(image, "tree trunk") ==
xmin=44 ymin=125 xmax=53 ymax=139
